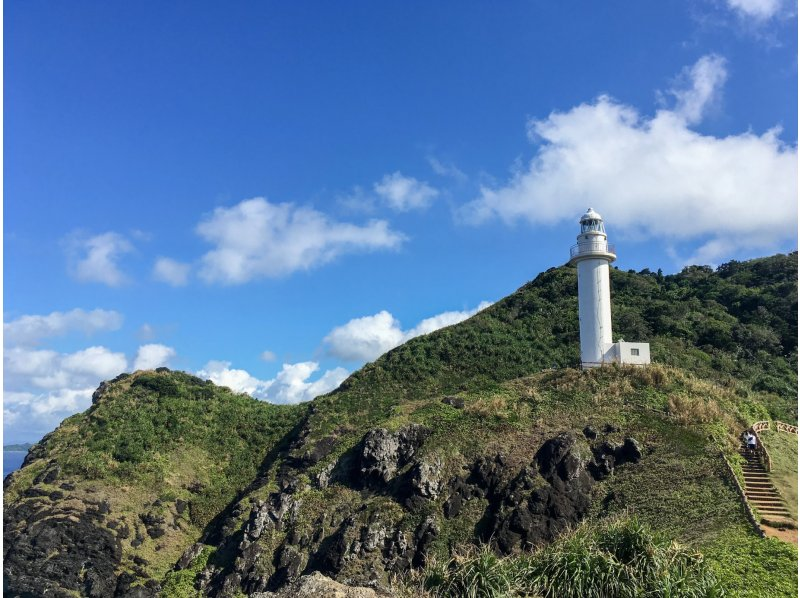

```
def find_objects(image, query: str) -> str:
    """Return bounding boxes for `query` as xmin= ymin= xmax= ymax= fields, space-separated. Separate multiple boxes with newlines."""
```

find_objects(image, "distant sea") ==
xmin=4 ymin=452 xmax=27 ymax=478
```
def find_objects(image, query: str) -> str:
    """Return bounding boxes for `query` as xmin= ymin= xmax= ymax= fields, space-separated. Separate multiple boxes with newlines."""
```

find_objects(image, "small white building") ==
xmin=568 ymin=208 xmax=651 ymax=369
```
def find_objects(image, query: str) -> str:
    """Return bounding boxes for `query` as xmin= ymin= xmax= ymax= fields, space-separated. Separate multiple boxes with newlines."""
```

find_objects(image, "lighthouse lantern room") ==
xmin=568 ymin=208 xmax=650 ymax=369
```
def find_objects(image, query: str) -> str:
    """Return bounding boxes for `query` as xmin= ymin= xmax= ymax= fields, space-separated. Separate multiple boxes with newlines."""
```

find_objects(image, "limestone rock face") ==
xmin=251 ymin=571 xmax=386 ymax=597
xmin=359 ymin=424 xmax=431 ymax=486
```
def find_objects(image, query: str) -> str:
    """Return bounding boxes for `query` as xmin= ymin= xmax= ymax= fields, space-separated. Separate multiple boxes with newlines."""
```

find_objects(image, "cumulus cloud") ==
xmin=260 ymin=350 xmax=277 ymax=362
xmin=461 ymin=55 xmax=797 ymax=265
xmin=3 ymin=345 xmax=128 ymax=433
xmin=374 ymin=172 xmax=439 ymax=211
xmin=197 ymin=360 xmax=348 ymax=404
xmin=196 ymin=198 xmax=406 ymax=284
xmin=67 ymin=232 xmax=133 ymax=286
xmin=324 ymin=301 xmax=492 ymax=362
xmin=323 ymin=311 xmax=406 ymax=362
xmin=153 ymin=257 xmax=191 ymax=286
xmin=133 ymin=344 xmax=176 ymax=370
xmin=4 ymin=308 xmax=123 ymax=346
xmin=726 ymin=0 xmax=784 ymax=20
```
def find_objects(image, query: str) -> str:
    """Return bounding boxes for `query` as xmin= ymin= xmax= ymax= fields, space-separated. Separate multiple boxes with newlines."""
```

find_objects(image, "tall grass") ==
xmin=421 ymin=516 xmax=724 ymax=598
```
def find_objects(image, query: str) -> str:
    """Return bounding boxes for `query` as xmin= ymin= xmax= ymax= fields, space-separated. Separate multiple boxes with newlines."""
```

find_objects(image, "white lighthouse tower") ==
xmin=568 ymin=208 xmax=650 ymax=368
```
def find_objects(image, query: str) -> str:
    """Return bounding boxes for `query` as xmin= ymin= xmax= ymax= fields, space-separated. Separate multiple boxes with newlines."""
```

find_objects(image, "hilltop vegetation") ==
xmin=3 ymin=253 xmax=797 ymax=597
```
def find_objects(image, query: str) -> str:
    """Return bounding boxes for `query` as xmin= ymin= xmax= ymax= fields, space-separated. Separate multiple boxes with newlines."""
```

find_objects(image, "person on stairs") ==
xmin=745 ymin=431 xmax=757 ymax=454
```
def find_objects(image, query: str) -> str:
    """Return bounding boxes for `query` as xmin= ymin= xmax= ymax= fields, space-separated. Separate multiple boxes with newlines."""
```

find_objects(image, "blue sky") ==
xmin=5 ymin=1 xmax=797 ymax=443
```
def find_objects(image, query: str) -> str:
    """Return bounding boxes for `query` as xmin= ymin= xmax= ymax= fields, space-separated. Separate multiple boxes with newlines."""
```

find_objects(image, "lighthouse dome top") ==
xmin=579 ymin=208 xmax=606 ymax=234
xmin=580 ymin=208 xmax=603 ymax=222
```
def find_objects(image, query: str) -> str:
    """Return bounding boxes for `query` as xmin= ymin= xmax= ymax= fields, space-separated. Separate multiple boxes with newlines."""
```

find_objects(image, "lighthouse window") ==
xmin=630 ymin=348 xmax=640 ymax=356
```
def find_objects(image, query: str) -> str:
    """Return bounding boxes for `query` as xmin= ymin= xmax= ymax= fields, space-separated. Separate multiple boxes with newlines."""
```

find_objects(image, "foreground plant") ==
xmin=423 ymin=516 xmax=724 ymax=598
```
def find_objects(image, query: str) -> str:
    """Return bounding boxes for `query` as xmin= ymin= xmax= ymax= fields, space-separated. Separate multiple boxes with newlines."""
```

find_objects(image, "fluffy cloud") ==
xmin=4 ymin=308 xmax=123 ymax=346
xmin=461 ymin=55 xmax=797 ymax=265
xmin=153 ymin=257 xmax=191 ymax=286
xmin=323 ymin=311 xmax=405 ymax=362
xmin=3 ymin=345 xmax=128 ymax=436
xmin=324 ymin=301 xmax=492 ymax=362
xmin=197 ymin=360 xmax=348 ymax=404
xmin=133 ymin=344 xmax=176 ymax=370
xmin=4 ymin=340 xmax=176 ymax=440
xmin=5 ymin=346 xmax=127 ymax=391
xmin=260 ymin=350 xmax=277 ymax=362
xmin=68 ymin=232 xmax=133 ymax=286
xmin=374 ymin=172 xmax=439 ymax=211
xmin=726 ymin=0 xmax=784 ymax=19
xmin=196 ymin=198 xmax=406 ymax=284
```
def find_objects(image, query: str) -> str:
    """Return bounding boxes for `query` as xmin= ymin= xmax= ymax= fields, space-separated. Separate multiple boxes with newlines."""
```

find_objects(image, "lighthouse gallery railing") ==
xmin=570 ymin=242 xmax=616 ymax=258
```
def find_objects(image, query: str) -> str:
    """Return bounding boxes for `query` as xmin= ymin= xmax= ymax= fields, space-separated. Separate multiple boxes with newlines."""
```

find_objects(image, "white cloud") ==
xmin=726 ymin=0 xmax=784 ymax=20
xmin=196 ymin=198 xmax=406 ymax=284
xmin=68 ymin=232 xmax=133 ymax=286
xmin=197 ymin=360 xmax=271 ymax=397
xmin=406 ymin=301 xmax=494 ymax=338
xmin=260 ymin=350 xmax=277 ymax=362
xmin=427 ymin=157 xmax=468 ymax=182
xmin=133 ymin=344 xmax=176 ymax=370
xmin=462 ymin=55 xmax=797 ymax=265
xmin=670 ymin=54 xmax=727 ymax=124
xmin=4 ymin=308 xmax=123 ymax=346
xmin=323 ymin=311 xmax=406 ymax=362
xmin=196 ymin=360 xmax=348 ymax=404
xmin=374 ymin=172 xmax=439 ymax=211
xmin=324 ymin=301 xmax=492 ymax=362
xmin=3 ymin=345 xmax=128 ymax=433
xmin=153 ymin=257 xmax=191 ymax=286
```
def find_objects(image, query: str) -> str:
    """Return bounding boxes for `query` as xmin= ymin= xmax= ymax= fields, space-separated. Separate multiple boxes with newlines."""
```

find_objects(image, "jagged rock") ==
xmin=442 ymin=396 xmax=465 ymax=409
xmin=3 ymin=501 xmax=122 ymax=598
xmin=175 ymin=499 xmax=187 ymax=514
xmin=535 ymin=433 xmax=590 ymax=485
xmin=247 ymin=500 xmax=272 ymax=540
xmin=359 ymin=424 xmax=431 ymax=487
xmin=315 ymin=462 xmax=335 ymax=489
xmin=91 ymin=381 xmax=110 ymax=404
xmin=34 ymin=463 xmax=61 ymax=485
xmin=176 ymin=542 xmax=206 ymax=570
xmin=252 ymin=571 xmax=382 ymax=597
xmin=410 ymin=457 xmax=444 ymax=499
xmin=412 ymin=517 xmax=439 ymax=567
xmin=583 ymin=426 xmax=598 ymax=439
xmin=139 ymin=512 xmax=166 ymax=539
xmin=616 ymin=437 xmax=642 ymax=464
xmin=304 ymin=435 xmax=338 ymax=464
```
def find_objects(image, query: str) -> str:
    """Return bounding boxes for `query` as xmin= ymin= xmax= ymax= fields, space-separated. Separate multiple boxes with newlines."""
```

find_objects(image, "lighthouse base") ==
xmin=581 ymin=341 xmax=651 ymax=369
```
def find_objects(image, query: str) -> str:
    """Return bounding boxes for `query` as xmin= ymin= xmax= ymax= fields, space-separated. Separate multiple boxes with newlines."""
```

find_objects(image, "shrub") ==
xmin=423 ymin=516 xmax=724 ymax=598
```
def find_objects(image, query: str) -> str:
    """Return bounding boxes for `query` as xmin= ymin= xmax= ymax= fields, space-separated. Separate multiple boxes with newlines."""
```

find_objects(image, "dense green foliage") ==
xmin=312 ymin=253 xmax=797 ymax=442
xmin=422 ymin=517 xmax=723 ymax=598
xmin=33 ymin=370 xmax=305 ymax=528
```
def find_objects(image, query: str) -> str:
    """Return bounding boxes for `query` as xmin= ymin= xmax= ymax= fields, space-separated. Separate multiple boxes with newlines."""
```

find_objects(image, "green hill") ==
xmin=3 ymin=253 xmax=797 ymax=597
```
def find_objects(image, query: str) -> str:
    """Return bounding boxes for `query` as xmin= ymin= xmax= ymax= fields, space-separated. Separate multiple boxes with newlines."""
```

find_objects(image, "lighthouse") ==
xmin=568 ymin=209 xmax=650 ymax=368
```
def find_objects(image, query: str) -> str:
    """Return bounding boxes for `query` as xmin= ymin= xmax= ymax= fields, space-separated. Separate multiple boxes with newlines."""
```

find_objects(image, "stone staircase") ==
xmin=739 ymin=445 xmax=793 ymax=527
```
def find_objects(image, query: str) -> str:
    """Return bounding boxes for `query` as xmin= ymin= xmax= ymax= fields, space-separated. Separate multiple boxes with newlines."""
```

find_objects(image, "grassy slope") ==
xmin=759 ymin=429 xmax=799 ymax=520
xmin=4 ymin=370 xmax=306 ymax=581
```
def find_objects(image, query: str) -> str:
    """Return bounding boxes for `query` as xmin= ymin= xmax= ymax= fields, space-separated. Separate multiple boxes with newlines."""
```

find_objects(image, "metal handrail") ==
xmin=570 ymin=243 xmax=616 ymax=258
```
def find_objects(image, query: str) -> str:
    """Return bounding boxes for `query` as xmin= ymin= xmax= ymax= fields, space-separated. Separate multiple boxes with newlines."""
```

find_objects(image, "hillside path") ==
xmin=739 ymin=444 xmax=797 ymax=543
